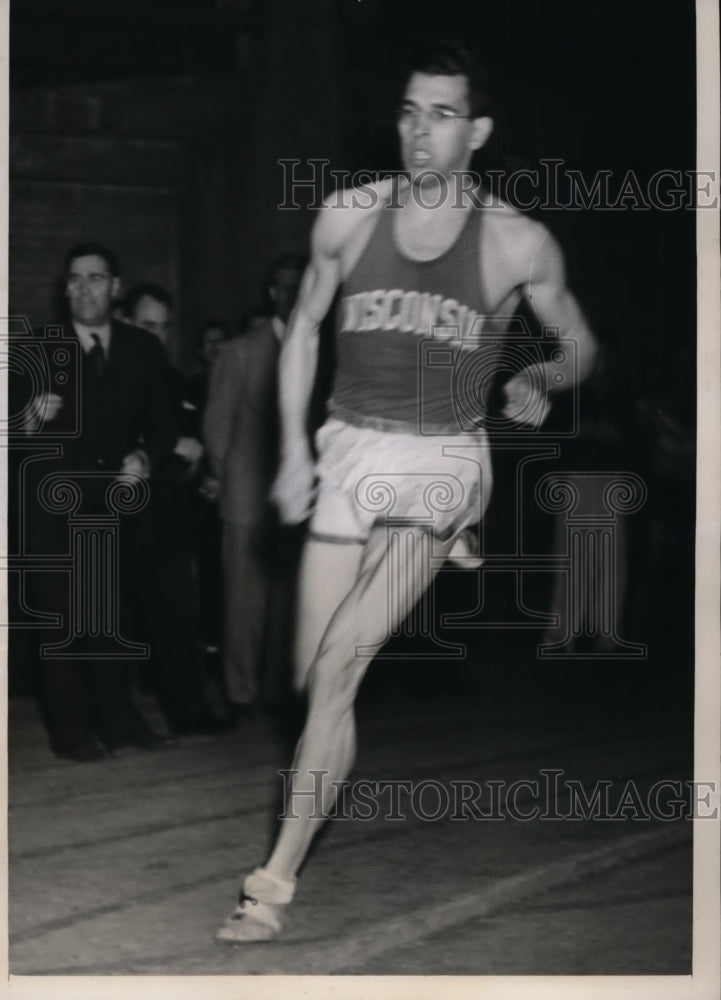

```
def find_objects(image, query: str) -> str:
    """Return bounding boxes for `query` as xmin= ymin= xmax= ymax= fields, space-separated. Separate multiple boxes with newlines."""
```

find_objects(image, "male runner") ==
xmin=216 ymin=39 xmax=598 ymax=942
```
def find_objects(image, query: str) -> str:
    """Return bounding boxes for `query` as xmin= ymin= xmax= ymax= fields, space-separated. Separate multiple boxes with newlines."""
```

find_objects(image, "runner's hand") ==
xmin=272 ymin=446 xmax=316 ymax=524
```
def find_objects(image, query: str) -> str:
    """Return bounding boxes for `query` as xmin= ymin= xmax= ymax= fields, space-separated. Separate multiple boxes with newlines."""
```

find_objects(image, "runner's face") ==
xmin=398 ymin=73 xmax=489 ymax=183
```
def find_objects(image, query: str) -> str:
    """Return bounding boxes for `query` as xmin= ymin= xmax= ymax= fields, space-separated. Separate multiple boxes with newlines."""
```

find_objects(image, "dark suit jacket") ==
xmin=64 ymin=319 xmax=177 ymax=474
xmin=203 ymin=322 xmax=280 ymax=527
xmin=14 ymin=319 xmax=177 ymax=550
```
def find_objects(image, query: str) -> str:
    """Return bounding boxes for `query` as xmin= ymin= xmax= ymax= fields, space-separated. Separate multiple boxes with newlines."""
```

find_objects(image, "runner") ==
xmin=216 ymin=37 xmax=598 ymax=942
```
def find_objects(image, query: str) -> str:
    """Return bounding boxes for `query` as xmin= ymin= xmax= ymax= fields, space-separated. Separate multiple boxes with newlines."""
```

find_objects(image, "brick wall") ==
xmin=10 ymin=0 xmax=343 ymax=371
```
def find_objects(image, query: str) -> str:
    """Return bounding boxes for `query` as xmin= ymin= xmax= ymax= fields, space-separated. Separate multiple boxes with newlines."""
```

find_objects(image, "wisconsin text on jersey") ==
xmin=340 ymin=288 xmax=487 ymax=342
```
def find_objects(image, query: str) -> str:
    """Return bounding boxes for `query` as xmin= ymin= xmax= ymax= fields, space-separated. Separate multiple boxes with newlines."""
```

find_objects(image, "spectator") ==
xmin=185 ymin=320 xmax=231 ymax=656
xmin=204 ymin=256 xmax=304 ymax=723
xmin=122 ymin=284 xmax=229 ymax=736
xmin=16 ymin=243 xmax=178 ymax=760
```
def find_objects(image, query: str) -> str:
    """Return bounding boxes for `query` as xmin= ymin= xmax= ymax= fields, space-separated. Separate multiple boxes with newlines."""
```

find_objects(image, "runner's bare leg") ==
xmin=265 ymin=526 xmax=454 ymax=881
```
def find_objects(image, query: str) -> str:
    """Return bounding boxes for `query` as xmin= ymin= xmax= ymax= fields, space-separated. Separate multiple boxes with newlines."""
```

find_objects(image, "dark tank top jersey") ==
xmin=330 ymin=195 xmax=497 ymax=432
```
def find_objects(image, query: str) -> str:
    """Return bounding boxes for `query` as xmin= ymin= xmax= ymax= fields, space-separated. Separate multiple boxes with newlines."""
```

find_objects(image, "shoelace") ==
xmin=231 ymin=891 xmax=258 ymax=918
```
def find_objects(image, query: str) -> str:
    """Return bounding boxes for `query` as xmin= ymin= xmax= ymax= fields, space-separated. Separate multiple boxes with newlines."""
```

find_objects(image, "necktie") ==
xmin=89 ymin=333 xmax=106 ymax=377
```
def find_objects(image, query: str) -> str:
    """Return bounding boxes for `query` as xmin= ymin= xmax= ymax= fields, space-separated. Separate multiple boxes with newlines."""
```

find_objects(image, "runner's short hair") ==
xmin=404 ymin=38 xmax=495 ymax=118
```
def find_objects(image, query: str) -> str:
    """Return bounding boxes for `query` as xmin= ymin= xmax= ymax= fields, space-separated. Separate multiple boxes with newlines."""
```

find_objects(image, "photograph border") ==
xmin=1 ymin=0 xmax=718 ymax=997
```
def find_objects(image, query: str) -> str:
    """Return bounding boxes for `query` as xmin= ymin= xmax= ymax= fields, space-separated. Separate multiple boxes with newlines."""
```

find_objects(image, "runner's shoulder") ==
xmin=484 ymin=196 xmax=552 ymax=247
xmin=483 ymin=197 xmax=561 ymax=274
xmin=313 ymin=177 xmax=395 ymax=258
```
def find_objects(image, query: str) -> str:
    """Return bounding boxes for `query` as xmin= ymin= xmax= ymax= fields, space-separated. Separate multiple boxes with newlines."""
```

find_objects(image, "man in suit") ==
xmin=203 ymin=256 xmax=304 ymax=721
xmin=19 ymin=243 xmax=178 ymax=760
xmin=183 ymin=320 xmax=230 ymax=656
xmin=121 ymin=283 xmax=228 ymax=736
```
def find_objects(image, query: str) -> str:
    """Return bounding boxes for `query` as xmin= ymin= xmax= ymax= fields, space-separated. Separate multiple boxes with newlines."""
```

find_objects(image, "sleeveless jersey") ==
xmin=330 ymin=197 xmax=498 ymax=433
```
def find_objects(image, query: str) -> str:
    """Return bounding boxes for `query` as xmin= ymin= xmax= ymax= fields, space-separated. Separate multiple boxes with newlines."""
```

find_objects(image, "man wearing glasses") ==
xmin=19 ymin=242 xmax=177 ymax=760
xmin=217 ymin=39 xmax=599 ymax=941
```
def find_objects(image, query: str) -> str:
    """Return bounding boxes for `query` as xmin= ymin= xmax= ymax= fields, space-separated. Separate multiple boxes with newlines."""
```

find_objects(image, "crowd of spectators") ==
xmin=9 ymin=242 xmax=305 ymax=761
xmin=8 ymin=240 xmax=695 ymax=763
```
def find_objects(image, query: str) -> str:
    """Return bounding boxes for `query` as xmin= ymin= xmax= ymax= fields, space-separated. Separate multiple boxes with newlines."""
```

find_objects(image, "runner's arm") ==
xmin=503 ymin=228 xmax=599 ymax=426
xmin=272 ymin=211 xmax=343 ymax=523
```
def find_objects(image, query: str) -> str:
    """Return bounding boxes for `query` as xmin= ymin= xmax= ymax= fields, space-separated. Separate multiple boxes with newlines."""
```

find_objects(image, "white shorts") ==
xmin=308 ymin=418 xmax=493 ymax=544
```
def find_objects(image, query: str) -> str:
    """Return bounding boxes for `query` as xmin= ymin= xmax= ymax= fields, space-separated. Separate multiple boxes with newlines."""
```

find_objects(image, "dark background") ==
xmin=10 ymin=0 xmax=695 ymax=372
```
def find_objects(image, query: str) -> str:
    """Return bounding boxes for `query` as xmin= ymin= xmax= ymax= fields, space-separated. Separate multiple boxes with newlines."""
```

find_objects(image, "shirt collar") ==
xmin=73 ymin=321 xmax=111 ymax=354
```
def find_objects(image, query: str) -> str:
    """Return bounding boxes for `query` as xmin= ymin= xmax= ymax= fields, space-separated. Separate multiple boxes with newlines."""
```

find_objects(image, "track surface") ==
xmin=10 ymin=634 xmax=693 ymax=979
